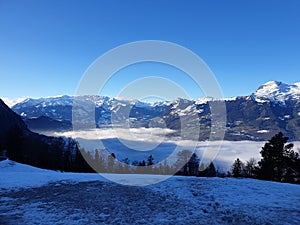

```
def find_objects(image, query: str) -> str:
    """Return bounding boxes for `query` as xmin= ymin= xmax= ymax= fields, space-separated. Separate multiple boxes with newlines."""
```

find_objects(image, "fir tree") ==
xmin=231 ymin=158 xmax=244 ymax=178
xmin=198 ymin=162 xmax=216 ymax=177
xmin=256 ymin=132 xmax=300 ymax=183
xmin=187 ymin=153 xmax=200 ymax=176
xmin=107 ymin=153 xmax=116 ymax=173
xmin=147 ymin=155 xmax=154 ymax=166
xmin=6 ymin=126 xmax=24 ymax=163
xmin=257 ymin=132 xmax=294 ymax=181
xmin=121 ymin=158 xmax=131 ymax=174
xmin=243 ymin=158 xmax=256 ymax=178
xmin=176 ymin=150 xmax=192 ymax=175
xmin=206 ymin=162 xmax=217 ymax=177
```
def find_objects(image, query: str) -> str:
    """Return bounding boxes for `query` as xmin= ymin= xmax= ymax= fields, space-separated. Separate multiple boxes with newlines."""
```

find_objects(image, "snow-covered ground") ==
xmin=1 ymin=160 xmax=300 ymax=224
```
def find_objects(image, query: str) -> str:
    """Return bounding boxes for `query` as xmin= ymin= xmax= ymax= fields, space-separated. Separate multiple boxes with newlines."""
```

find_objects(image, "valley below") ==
xmin=48 ymin=128 xmax=300 ymax=172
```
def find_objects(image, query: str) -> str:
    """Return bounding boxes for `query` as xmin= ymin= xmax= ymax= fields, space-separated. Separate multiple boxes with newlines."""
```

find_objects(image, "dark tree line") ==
xmin=230 ymin=132 xmax=300 ymax=184
xmin=2 ymin=126 xmax=82 ymax=171
xmin=1 ymin=127 xmax=218 ymax=176
xmin=4 ymin=126 xmax=298 ymax=183
xmin=174 ymin=150 xmax=217 ymax=177
xmin=52 ymin=144 xmax=219 ymax=177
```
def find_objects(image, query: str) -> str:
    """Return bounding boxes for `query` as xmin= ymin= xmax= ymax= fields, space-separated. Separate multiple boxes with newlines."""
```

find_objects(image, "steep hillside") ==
xmin=0 ymin=99 xmax=28 ymax=139
xmin=0 ymin=99 xmax=78 ymax=170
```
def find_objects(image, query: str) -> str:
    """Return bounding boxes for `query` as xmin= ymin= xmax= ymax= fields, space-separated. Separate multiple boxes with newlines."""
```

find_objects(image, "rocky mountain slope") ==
xmin=10 ymin=81 xmax=300 ymax=141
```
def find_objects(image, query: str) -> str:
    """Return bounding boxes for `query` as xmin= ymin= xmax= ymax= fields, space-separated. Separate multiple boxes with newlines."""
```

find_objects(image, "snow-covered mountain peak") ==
xmin=13 ymin=95 xmax=74 ymax=109
xmin=2 ymin=97 xmax=28 ymax=107
xmin=175 ymin=97 xmax=194 ymax=104
xmin=171 ymin=98 xmax=194 ymax=108
xmin=294 ymin=82 xmax=300 ymax=87
xmin=252 ymin=81 xmax=300 ymax=104
xmin=195 ymin=97 xmax=214 ymax=105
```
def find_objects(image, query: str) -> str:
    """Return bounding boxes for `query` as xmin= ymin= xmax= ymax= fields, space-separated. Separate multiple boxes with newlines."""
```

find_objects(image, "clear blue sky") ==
xmin=0 ymin=0 xmax=299 ymax=100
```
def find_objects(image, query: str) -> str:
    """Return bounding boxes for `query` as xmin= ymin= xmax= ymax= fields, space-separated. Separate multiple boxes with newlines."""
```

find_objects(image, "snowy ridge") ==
xmin=6 ymin=81 xmax=300 ymax=109
xmin=252 ymin=81 xmax=300 ymax=104
xmin=2 ymin=97 xmax=27 ymax=107
xmin=12 ymin=95 xmax=153 ymax=111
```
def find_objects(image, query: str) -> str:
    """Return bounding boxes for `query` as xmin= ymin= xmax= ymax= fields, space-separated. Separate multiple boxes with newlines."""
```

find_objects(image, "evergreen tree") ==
xmin=281 ymin=143 xmax=300 ymax=183
xmin=243 ymin=158 xmax=256 ymax=178
xmin=187 ymin=153 xmax=200 ymax=176
xmin=107 ymin=153 xmax=116 ymax=173
xmin=50 ymin=137 xmax=65 ymax=171
xmin=207 ymin=162 xmax=217 ymax=177
xmin=6 ymin=126 xmax=24 ymax=163
xmin=121 ymin=158 xmax=131 ymax=174
xmin=94 ymin=149 xmax=100 ymax=165
xmin=74 ymin=147 xmax=86 ymax=172
xmin=231 ymin=158 xmax=244 ymax=178
xmin=198 ymin=162 xmax=216 ymax=177
xmin=122 ymin=157 xmax=130 ymax=165
xmin=63 ymin=147 xmax=72 ymax=172
xmin=138 ymin=160 xmax=146 ymax=166
xmin=156 ymin=163 xmax=164 ymax=175
xmin=162 ymin=160 xmax=171 ymax=175
xmin=257 ymin=132 xmax=300 ymax=182
xmin=147 ymin=155 xmax=154 ymax=166
xmin=93 ymin=149 xmax=104 ymax=172
xmin=175 ymin=150 xmax=192 ymax=175
xmin=132 ymin=160 xmax=139 ymax=166
xmin=136 ymin=160 xmax=146 ymax=174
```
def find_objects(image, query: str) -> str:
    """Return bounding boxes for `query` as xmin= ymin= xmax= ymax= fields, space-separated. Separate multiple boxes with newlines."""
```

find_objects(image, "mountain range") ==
xmin=7 ymin=81 xmax=300 ymax=141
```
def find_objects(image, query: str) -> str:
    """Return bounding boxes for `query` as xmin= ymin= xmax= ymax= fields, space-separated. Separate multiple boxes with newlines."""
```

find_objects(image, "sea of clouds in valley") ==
xmin=51 ymin=128 xmax=300 ymax=172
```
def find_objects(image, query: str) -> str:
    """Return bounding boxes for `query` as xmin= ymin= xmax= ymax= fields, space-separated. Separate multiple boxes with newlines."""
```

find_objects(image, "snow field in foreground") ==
xmin=1 ymin=160 xmax=300 ymax=224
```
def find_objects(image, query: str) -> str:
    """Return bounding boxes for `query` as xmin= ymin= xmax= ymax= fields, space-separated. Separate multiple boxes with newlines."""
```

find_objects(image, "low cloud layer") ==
xmin=53 ymin=128 xmax=300 ymax=171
